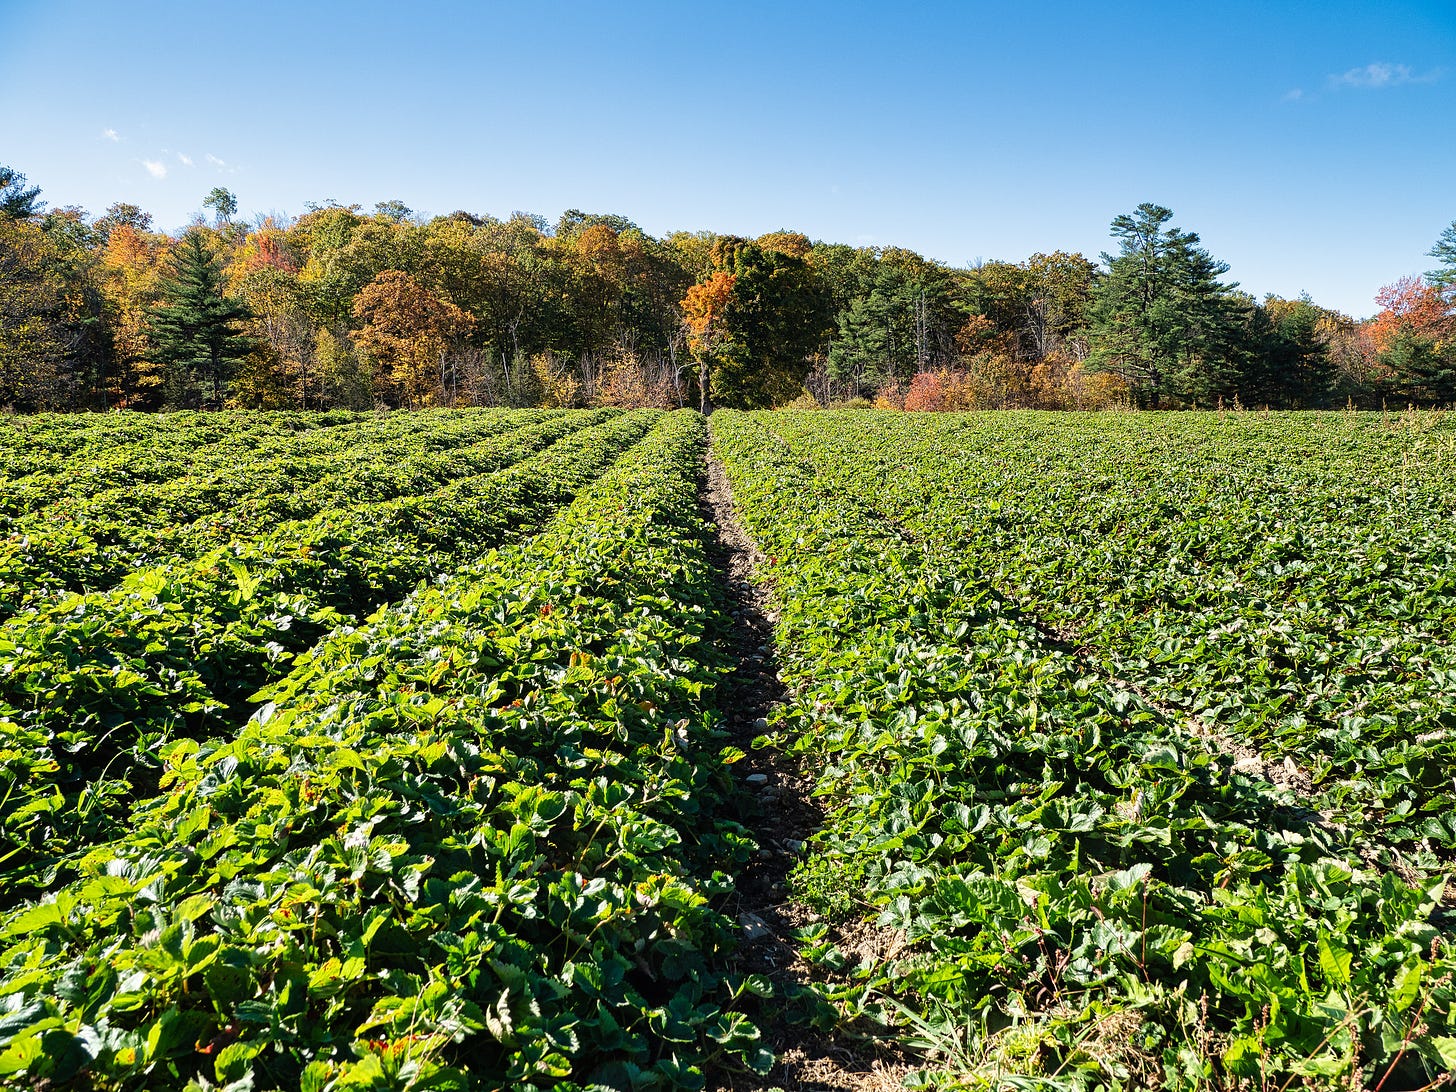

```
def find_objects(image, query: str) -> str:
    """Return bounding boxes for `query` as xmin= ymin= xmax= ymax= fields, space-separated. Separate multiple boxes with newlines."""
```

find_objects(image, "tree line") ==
xmin=1 ymin=164 xmax=1453 ymax=412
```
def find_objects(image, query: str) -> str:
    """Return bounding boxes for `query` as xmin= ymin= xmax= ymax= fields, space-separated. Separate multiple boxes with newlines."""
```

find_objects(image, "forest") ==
xmin=1 ymin=162 xmax=1453 ymax=413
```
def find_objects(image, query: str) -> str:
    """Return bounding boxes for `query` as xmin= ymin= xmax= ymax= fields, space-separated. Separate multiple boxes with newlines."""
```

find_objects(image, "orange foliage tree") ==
xmin=901 ymin=370 xmax=945 ymax=411
xmin=352 ymin=270 xmax=474 ymax=408
xmin=1367 ymin=276 xmax=1451 ymax=352
xmin=232 ymin=227 xmax=298 ymax=277
xmin=681 ymin=271 xmax=736 ymax=413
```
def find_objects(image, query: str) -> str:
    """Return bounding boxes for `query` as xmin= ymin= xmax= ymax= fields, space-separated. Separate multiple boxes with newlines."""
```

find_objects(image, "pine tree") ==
xmin=1086 ymin=204 xmax=1243 ymax=407
xmin=1240 ymin=295 xmax=1337 ymax=408
xmin=0 ymin=165 xmax=43 ymax=221
xmin=146 ymin=229 xmax=253 ymax=406
xmin=1381 ymin=326 xmax=1456 ymax=405
xmin=828 ymin=290 xmax=892 ymax=398
xmin=1427 ymin=221 xmax=1456 ymax=295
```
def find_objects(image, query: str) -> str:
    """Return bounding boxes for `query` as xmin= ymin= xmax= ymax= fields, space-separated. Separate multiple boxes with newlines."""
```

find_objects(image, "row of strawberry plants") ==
xmin=761 ymin=410 xmax=1456 ymax=864
xmin=0 ymin=411 xmax=363 ymax=500
xmin=710 ymin=411 xmax=1456 ymax=1089
xmin=0 ymin=410 xmax=769 ymax=1091
xmin=0 ymin=409 xmax=579 ymax=616
xmin=0 ymin=410 xmax=659 ymax=897
xmin=1 ymin=410 xmax=533 ymax=523
xmin=0 ymin=411 xmax=296 ymax=479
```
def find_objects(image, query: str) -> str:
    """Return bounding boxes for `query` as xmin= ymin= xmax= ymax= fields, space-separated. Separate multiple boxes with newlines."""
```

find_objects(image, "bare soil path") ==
xmin=700 ymin=450 xmax=912 ymax=1092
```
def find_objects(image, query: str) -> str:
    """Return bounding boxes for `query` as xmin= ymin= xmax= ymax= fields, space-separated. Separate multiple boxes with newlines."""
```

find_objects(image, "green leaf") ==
xmin=1317 ymin=933 xmax=1352 ymax=987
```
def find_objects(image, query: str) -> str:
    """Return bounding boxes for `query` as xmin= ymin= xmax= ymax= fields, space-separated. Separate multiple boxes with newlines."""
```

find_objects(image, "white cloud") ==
xmin=178 ymin=152 xmax=193 ymax=166
xmin=1282 ymin=88 xmax=1306 ymax=102
xmin=141 ymin=159 xmax=167 ymax=179
xmin=101 ymin=128 xmax=120 ymax=142
xmin=1330 ymin=62 xmax=1439 ymax=89
xmin=205 ymin=153 xmax=226 ymax=167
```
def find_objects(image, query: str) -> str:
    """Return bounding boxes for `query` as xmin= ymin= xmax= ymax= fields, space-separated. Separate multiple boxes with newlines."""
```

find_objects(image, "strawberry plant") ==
xmin=0 ymin=410 xmax=769 ymax=1090
xmin=0 ymin=410 xmax=657 ymax=895
xmin=711 ymin=409 xmax=1456 ymax=1089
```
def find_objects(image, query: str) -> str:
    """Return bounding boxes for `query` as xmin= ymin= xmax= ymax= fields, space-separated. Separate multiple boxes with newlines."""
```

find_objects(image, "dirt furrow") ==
xmin=701 ymin=451 xmax=911 ymax=1092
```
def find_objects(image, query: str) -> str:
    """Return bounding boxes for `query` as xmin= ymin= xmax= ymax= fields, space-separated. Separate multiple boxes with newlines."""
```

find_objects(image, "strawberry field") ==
xmin=3 ymin=408 xmax=1456 ymax=1090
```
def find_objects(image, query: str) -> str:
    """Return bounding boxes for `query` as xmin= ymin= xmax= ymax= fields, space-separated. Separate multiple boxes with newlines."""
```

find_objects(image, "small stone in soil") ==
xmin=753 ymin=717 xmax=769 ymax=730
xmin=739 ymin=913 xmax=773 ymax=943
xmin=745 ymin=773 xmax=769 ymax=786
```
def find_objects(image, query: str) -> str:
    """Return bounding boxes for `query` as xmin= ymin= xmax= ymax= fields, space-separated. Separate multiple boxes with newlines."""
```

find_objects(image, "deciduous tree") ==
xmin=352 ymin=270 xmax=473 ymax=408
xmin=1367 ymin=276 xmax=1450 ymax=352
xmin=681 ymin=271 xmax=736 ymax=414
xmin=203 ymin=187 xmax=237 ymax=227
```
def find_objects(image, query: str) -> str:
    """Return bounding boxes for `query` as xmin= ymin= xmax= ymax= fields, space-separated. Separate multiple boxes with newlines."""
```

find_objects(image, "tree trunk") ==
xmin=698 ymin=358 xmax=712 ymax=415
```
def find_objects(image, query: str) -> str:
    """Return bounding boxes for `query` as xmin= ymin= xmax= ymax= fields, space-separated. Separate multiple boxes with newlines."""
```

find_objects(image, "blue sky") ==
xmin=2 ymin=0 xmax=1452 ymax=317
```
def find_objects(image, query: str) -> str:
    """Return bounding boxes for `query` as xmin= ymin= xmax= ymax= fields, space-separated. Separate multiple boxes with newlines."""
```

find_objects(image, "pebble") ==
xmin=784 ymin=839 xmax=805 ymax=853
xmin=738 ymin=913 xmax=773 ymax=943
xmin=753 ymin=717 xmax=769 ymax=731
xmin=745 ymin=773 xmax=769 ymax=786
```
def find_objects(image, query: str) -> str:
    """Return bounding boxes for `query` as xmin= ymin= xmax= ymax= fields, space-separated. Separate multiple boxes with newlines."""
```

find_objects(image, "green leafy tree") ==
xmin=1086 ymin=203 xmax=1243 ymax=407
xmin=0 ymin=178 xmax=109 ymax=410
xmin=95 ymin=202 xmax=153 ymax=241
xmin=1021 ymin=251 xmax=1097 ymax=359
xmin=704 ymin=236 xmax=831 ymax=408
xmin=374 ymin=199 xmax=413 ymax=223
xmin=146 ymin=229 xmax=254 ymax=406
xmin=203 ymin=187 xmax=238 ymax=226
xmin=0 ymin=219 xmax=69 ymax=407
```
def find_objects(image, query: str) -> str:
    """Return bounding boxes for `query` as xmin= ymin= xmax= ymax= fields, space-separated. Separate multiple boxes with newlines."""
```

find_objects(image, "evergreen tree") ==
xmin=828 ymin=289 xmax=892 ymax=397
xmin=0 ymin=165 xmax=43 ymax=221
xmin=146 ymin=229 xmax=253 ymax=406
xmin=703 ymin=236 xmax=831 ymax=408
xmin=1241 ymin=295 xmax=1336 ymax=408
xmin=1427 ymin=221 xmax=1456 ymax=295
xmin=1381 ymin=326 xmax=1456 ymax=405
xmin=1086 ymin=203 xmax=1243 ymax=407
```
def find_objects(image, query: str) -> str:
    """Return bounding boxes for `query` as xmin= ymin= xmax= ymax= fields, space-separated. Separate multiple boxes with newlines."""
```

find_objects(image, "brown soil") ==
xmin=700 ymin=451 xmax=916 ymax=1092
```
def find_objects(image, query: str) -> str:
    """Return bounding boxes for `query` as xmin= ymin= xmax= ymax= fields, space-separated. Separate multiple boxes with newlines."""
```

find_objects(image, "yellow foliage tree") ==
xmin=98 ymin=224 xmax=172 ymax=407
